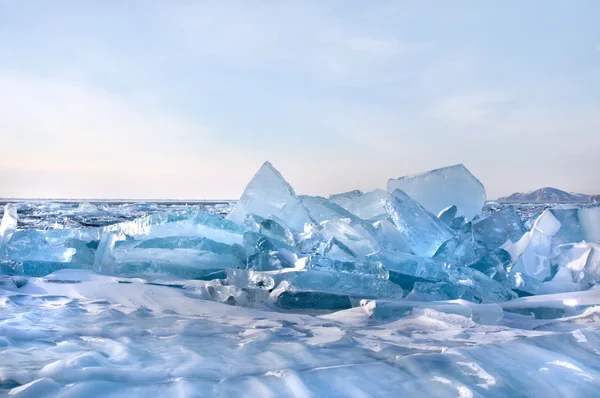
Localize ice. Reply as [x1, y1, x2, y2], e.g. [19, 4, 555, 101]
[373, 218, 413, 254]
[2, 269, 600, 396]
[109, 237, 247, 279]
[551, 242, 600, 289]
[331, 189, 388, 221]
[579, 206, 600, 244]
[437, 204, 457, 225]
[433, 235, 480, 265]
[4, 165, 600, 396]
[1, 259, 89, 276]
[245, 233, 296, 271]
[473, 206, 526, 250]
[466, 248, 512, 280]
[227, 161, 312, 230]
[244, 214, 295, 247]
[328, 189, 363, 208]
[384, 189, 454, 257]
[367, 250, 516, 302]
[76, 202, 100, 213]
[0, 204, 18, 246]
[270, 269, 404, 302]
[104, 209, 246, 245]
[505, 210, 561, 282]
[387, 164, 486, 221]
[366, 251, 447, 289]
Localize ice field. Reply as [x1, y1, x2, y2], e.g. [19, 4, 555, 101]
[1, 162, 600, 397]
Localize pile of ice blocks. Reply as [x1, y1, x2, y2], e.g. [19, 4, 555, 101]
[1, 162, 599, 310]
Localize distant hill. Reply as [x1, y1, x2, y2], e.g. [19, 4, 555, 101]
[498, 187, 598, 203]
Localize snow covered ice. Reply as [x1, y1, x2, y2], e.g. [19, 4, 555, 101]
[2, 163, 600, 397]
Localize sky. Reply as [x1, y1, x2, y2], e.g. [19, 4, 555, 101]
[0, 1, 599, 200]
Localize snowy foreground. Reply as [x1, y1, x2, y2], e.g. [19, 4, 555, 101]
[1, 162, 600, 397]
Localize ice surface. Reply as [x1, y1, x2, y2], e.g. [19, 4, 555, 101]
[3, 270, 599, 396]
[384, 189, 454, 257]
[227, 161, 312, 230]
[2, 163, 600, 396]
[387, 164, 486, 221]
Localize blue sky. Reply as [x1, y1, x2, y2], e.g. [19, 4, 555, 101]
[0, 1, 598, 199]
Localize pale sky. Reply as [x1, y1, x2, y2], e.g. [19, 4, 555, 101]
[0, 1, 598, 200]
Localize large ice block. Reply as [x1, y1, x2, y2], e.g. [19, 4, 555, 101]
[505, 210, 561, 282]
[384, 189, 454, 257]
[473, 206, 526, 250]
[387, 164, 486, 221]
[551, 242, 600, 289]
[244, 214, 296, 247]
[0, 259, 89, 277]
[333, 189, 388, 221]
[227, 161, 312, 231]
[306, 253, 389, 279]
[366, 251, 446, 290]
[437, 205, 457, 225]
[0, 204, 18, 246]
[466, 248, 512, 280]
[372, 219, 413, 254]
[300, 195, 388, 255]
[328, 189, 363, 209]
[270, 269, 404, 300]
[579, 206, 600, 244]
[109, 237, 247, 278]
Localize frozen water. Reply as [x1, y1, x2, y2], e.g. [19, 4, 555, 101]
[0, 204, 18, 247]
[227, 161, 312, 230]
[387, 164, 486, 221]
[3, 270, 599, 396]
[328, 189, 363, 208]
[2, 163, 600, 396]
[504, 210, 561, 281]
[473, 206, 526, 250]
[331, 189, 388, 221]
[437, 204, 457, 225]
[384, 189, 454, 257]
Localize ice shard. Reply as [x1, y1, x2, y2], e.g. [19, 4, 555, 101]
[227, 161, 312, 231]
[579, 206, 600, 244]
[366, 251, 446, 290]
[551, 242, 600, 289]
[270, 269, 404, 302]
[473, 206, 526, 250]
[407, 266, 517, 303]
[110, 237, 247, 278]
[387, 164, 486, 221]
[244, 214, 296, 247]
[437, 205, 457, 225]
[333, 189, 388, 221]
[372, 218, 413, 254]
[77, 202, 100, 213]
[0, 204, 18, 247]
[328, 189, 363, 209]
[466, 248, 512, 281]
[384, 189, 454, 257]
[505, 210, 561, 282]
[433, 235, 480, 266]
